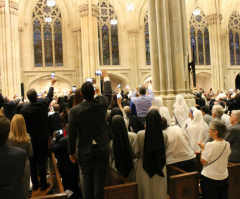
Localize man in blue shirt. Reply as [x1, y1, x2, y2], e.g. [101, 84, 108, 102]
[130, 86, 154, 125]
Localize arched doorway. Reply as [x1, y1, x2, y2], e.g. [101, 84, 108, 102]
[29, 76, 72, 96]
[108, 73, 127, 91]
[235, 74, 240, 89]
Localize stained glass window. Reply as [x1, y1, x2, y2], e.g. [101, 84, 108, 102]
[98, 0, 119, 65]
[229, 12, 240, 65]
[32, 0, 63, 67]
[190, 26, 197, 62]
[190, 8, 211, 65]
[204, 28, 211, 65]
[144, 14, 151, 65]
[229, 30, 235, 65]
[33, 20, 43, 67]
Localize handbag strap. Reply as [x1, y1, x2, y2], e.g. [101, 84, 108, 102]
[205, 143, 227, 168]
[173, 112, 181, 128]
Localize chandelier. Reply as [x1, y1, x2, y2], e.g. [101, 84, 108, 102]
[47, 0, 56, 7]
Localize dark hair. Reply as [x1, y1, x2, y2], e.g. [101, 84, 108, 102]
[81, 82, 95, 102]
[143, 109, 166, 178]
[73, 88, 84, 107]
[161, 117, 169, 130]
[210, 120, 227, 138]
[200, 105, 211, 115]
[27, 89, 37, 103]
[111, 115, 134, 177]
[0, 116, 10, 146]
[108, 107, 123, 127]
[109, 94, 118, 110]
[53, 104, 60, 112]
[0, 94, 4, 109]
[139, 86, 146, 95]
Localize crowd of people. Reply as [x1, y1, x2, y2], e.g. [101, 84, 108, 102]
[0, 72, 240, 199]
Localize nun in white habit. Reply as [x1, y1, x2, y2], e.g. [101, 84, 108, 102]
[186, 109, 209, 153]
[173, 94, 189, 128]
[152, 97, 172, 126]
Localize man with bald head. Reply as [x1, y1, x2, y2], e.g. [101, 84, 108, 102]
[226, 110, 240, 163]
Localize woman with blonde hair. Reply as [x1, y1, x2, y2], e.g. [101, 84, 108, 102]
[8, 114, 32, 198]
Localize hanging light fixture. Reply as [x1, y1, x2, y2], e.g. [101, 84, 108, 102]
[127, 3, 134, 12]
[45, 17, 52, 23]
[47, 0, 56, 7]
[110, 18, 118, 25]
[193, 9, 201, 16]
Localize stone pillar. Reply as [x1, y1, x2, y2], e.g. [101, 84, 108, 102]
[73, 27, 83, 87]
[128, 31, 139, 89]
[0, 0, 21, 98]
[78, 1, 99, 82]
[207, 1, 224, 90]
[149, 0, 194, 112]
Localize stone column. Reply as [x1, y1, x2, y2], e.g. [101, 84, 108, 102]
[207, 1, 224, 90]
[73, 27, 83, 87]
[149, 0, 193, 111]
[78, 1, 99, 82]
[0, 0, 21, 98]
[128, 31, 139, 89]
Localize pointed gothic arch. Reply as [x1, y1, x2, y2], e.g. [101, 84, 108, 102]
[190, 8, 211, 65]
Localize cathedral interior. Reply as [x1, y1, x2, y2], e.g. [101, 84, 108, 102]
[0, 0, 240, 98]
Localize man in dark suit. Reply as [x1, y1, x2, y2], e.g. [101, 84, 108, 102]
[20, 79, 55, 190]
[0, 116, 26, 199]
[226, 110, 240, 162]
[69, 73, 111, 199]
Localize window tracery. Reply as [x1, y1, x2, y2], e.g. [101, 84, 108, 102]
[98, 0, 119, 65]
[190, 9, 211, 65]
[144, 14, 151, 65]
[33, 0, 63, 67]
[229, 11, 240, 65]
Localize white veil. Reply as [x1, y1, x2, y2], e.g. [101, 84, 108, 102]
[186, 109, 209, 152]
[152, 97, 172, 125]
[173, 94, 189, 128]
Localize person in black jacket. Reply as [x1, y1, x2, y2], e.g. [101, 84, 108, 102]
[0, 116, 26, 199]
[69, 73, 111, 199]
[51, 132, 81, 198]
[20, 79, 56, 191]
[48, 104, 63, 137]
[226, 110, 240, 163]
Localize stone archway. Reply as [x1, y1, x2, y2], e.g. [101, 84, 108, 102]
[235, 74, 240, 90]
[28, 75, 72, 96]
[108, 73, 128, 91]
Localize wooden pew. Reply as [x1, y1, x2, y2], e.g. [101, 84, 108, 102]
[104, 168, 138, 199]
[167, 165, 199, 199]
[167, 162, 240, 199]
[31, 193, 67, 199]
[228, 163, 240, 199]
[104, 183, 138, 199]
[31, 153, 67, 199]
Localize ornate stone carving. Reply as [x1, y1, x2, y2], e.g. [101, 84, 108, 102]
[206, 14, 222, 25]
[79, 4, 88, 17]
[228, 11, 240, 32]
[79, 4, 98, 17]
[190, 8, 208, 31]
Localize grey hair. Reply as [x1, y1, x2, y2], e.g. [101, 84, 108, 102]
[231, 110, 240, 123]
[210, 119, 227, 138]
[212, 105, 224, 119]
